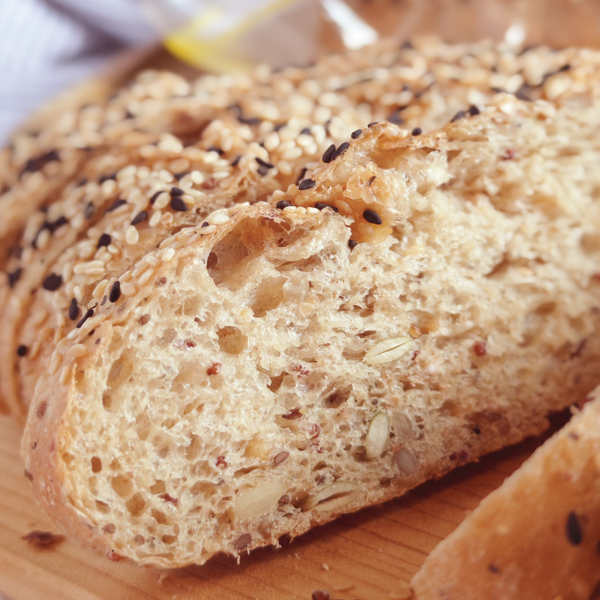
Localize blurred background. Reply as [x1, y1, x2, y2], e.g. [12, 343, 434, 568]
[2, 0, 600, 146]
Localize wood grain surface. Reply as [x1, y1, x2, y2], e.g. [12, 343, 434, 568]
[0, 413, 549, 600]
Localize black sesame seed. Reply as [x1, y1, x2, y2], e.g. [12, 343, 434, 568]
[109, 281, 121, 303]
[48, 216, 68, 233]
[351, 129, 362, 139]
[257, 165, 269, 176]
[295, 167, 307, 187]
[322, 144, 336, 163]
[314, 203, 339, 213]
[8, 268, 22, 288]
[42, 273, 62, 291]
[20, 149, 60, 177]
[231, 155, 242, 167]
[401, 40, 413, 49]
[273, 123, 286, 132]
[516, 84, 534, 101]
[69, 298, 80, 321]
[149, 191, 163, 204]
[99, 172, 117, 184]
[298, 179, 316, 191]
[84, 202, 95, 219]
[97, 233, 111, 248]
[472, 427, 481, 435]
[174, 171, 190, 181]
[468, 105, 480, 116]
[76, 307, 94, 329]
[17, 345, 28, 357]
[368, 121, 379, 128]
[300, 127, 311, 135]
[256, 157, 275, 169]
[363, 209, 383, 225]
[131, 211, 148, 226]
[105, 199, 127, 213]
[348, 239, 358, 250]
[488, 564, 500, 574]
[201, 222, 209, 228]
[331, 142, 350, 161]
[170, 187, 184, 196]
[566, 511, 583, 545]
[170, 196, 188, 212]
[76, 178, 87, 188]
[411, 127, 423, 136]
[101, 295, 107, 306]
[367, 175, 376, 186]
[242, 117, 261, 126]
[451, 110, 467, 123]
[207, 146, 224, 155]
[276, 200, 292, 210]
[387, 111, 403, 125]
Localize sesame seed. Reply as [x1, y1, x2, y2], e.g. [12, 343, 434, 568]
[367, 175, 376, 186]
[451, 110, 466, 123]
[17, 345, 28, 357]
[162, 248, 176, 262]
[411, 127, 423, 136]
[209, 213, 231, 225]
[67, 344, 88, 358]
[296, 167, 308, 186]
[131, 211, 148, 226]
[468, 105, 480, 116]
[76, 307, 94, 329]
[8, 268, 22, 288]
[97, 233, 111, 248]
[363, 209, 383, 225]
[255, 157, 274, 169]
[257, 165, 269, 176]
[105, 199, 127, 213]
[566, 511, 583, 545]
[109, 281, 121, 303]
[43, 273, 63, 291]
[348, 239, 358, 249]
[99, 172, 117, 184]
[149, 191, 163, 204]
[387, 111, 403, 125]
[314, 202, 339, 213]
[84, 202, 95, 219]
[170, 196, 188, 212]
[298, 179, 316, 190]
[351, 129, 362, 139]
[149, 211, 162, 227]
[322, 144, 336, 163]
[120, 281, 137, 296]
[276, 200, 291, 210]
[170, 187, 184, 196]
[69, 298, 80, 321]
[174, 171, 190, 181]
[231, 155, 242, 167]
[331, 142, 350, 161]
[154, 193, 170, 210]
[126, 226, 140, 245]
[368, 121, 378, 128]
[207, 146, 224, 155]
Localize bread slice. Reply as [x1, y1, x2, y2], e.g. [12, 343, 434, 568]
[22, 96, 600, 567]
[5, 39, 600, 417]
[411, 387, 600, 600]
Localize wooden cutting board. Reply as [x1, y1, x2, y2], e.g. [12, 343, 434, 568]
[0, 413, 548, 600]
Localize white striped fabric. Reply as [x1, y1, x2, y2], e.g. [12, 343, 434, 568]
[0, 0, 157, 146]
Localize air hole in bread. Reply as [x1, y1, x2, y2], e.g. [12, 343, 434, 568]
[217, 326, 247, 355]
[162, 534, 178, 545]
[126, 493, 146, 516]
[91, 456, 102, 473]
[186, 436, 201, 461]
[150, 480, 166, 495]
[323, 385, 352, 408]
[111, 474, 134, 498]
[172, 361, 208, 395]
[249, 277, 285, 317]
[268, 373, 285, 393]
[151, 509, 169, 525]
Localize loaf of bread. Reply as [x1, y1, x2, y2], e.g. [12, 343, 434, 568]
[411, 388, 600, 600]
[3, 38, 598, 419]
[19, 89, 600, 566]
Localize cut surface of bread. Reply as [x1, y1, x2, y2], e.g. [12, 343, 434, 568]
[411, 387, 600, 600]
[22, 97, 600, 567]
[5, 37, 600, 417]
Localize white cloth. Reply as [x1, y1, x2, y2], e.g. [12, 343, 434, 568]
[0, 0, 158, 145]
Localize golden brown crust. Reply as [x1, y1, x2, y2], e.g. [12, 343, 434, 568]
[411, 389, 600, 600]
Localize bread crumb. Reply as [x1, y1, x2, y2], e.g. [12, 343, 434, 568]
[322, 563, 330, 570]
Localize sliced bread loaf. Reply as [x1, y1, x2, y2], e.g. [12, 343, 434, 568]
[22, 97, 600, 567]
[411, 387, 600, 600]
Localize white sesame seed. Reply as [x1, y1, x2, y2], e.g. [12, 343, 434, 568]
[283, 147, 303, 161]
[264, 132, 281, 152]
[209, 212, 230, 225]
[29, 341, 41, 360]
[158, 169, 174, 183]
[138, 269, 154, 286]
[203, 152, 219, 164]
[200, 225, 217, 235]
[161, 212, 174, 226]
[101, 179, 117, 196]
[60, 365, 71, 384]
[120, 281, 137, 296]
[73, 285, 84, 302]
[74, 260, 104, 275]
[296, 207, 307, 214]
[212, 171, 230, 180]
[119, 270, 132, 283]
[146, 255, 160, 267]
[126, 225, 140, 245]
[36, 228, 51, 251]
[118, 165, 137, 180]
[32, 309, 49, 326]
[184, 188, 205, 199]
[190, 170, 205, 184]
[149, 210, 162, 227]
[67, 344, 88, 358]
[306, 207, 321, 214]
[283, 205, 296, 213]
[67, 329, 80, 341]
[93, 280, 109, 299]
[277, 161, 292, 175]
[162, 248, 176, 262]
[49, 353, 62, 375]
[107, 244, 120, 255]
[153, 192, 170, 210]
[136, 166, 151, 180]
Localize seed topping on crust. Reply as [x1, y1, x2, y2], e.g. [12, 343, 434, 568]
[363, 209, 382, 225]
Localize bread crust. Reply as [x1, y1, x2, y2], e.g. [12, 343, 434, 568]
[411, 389, 600, 600]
